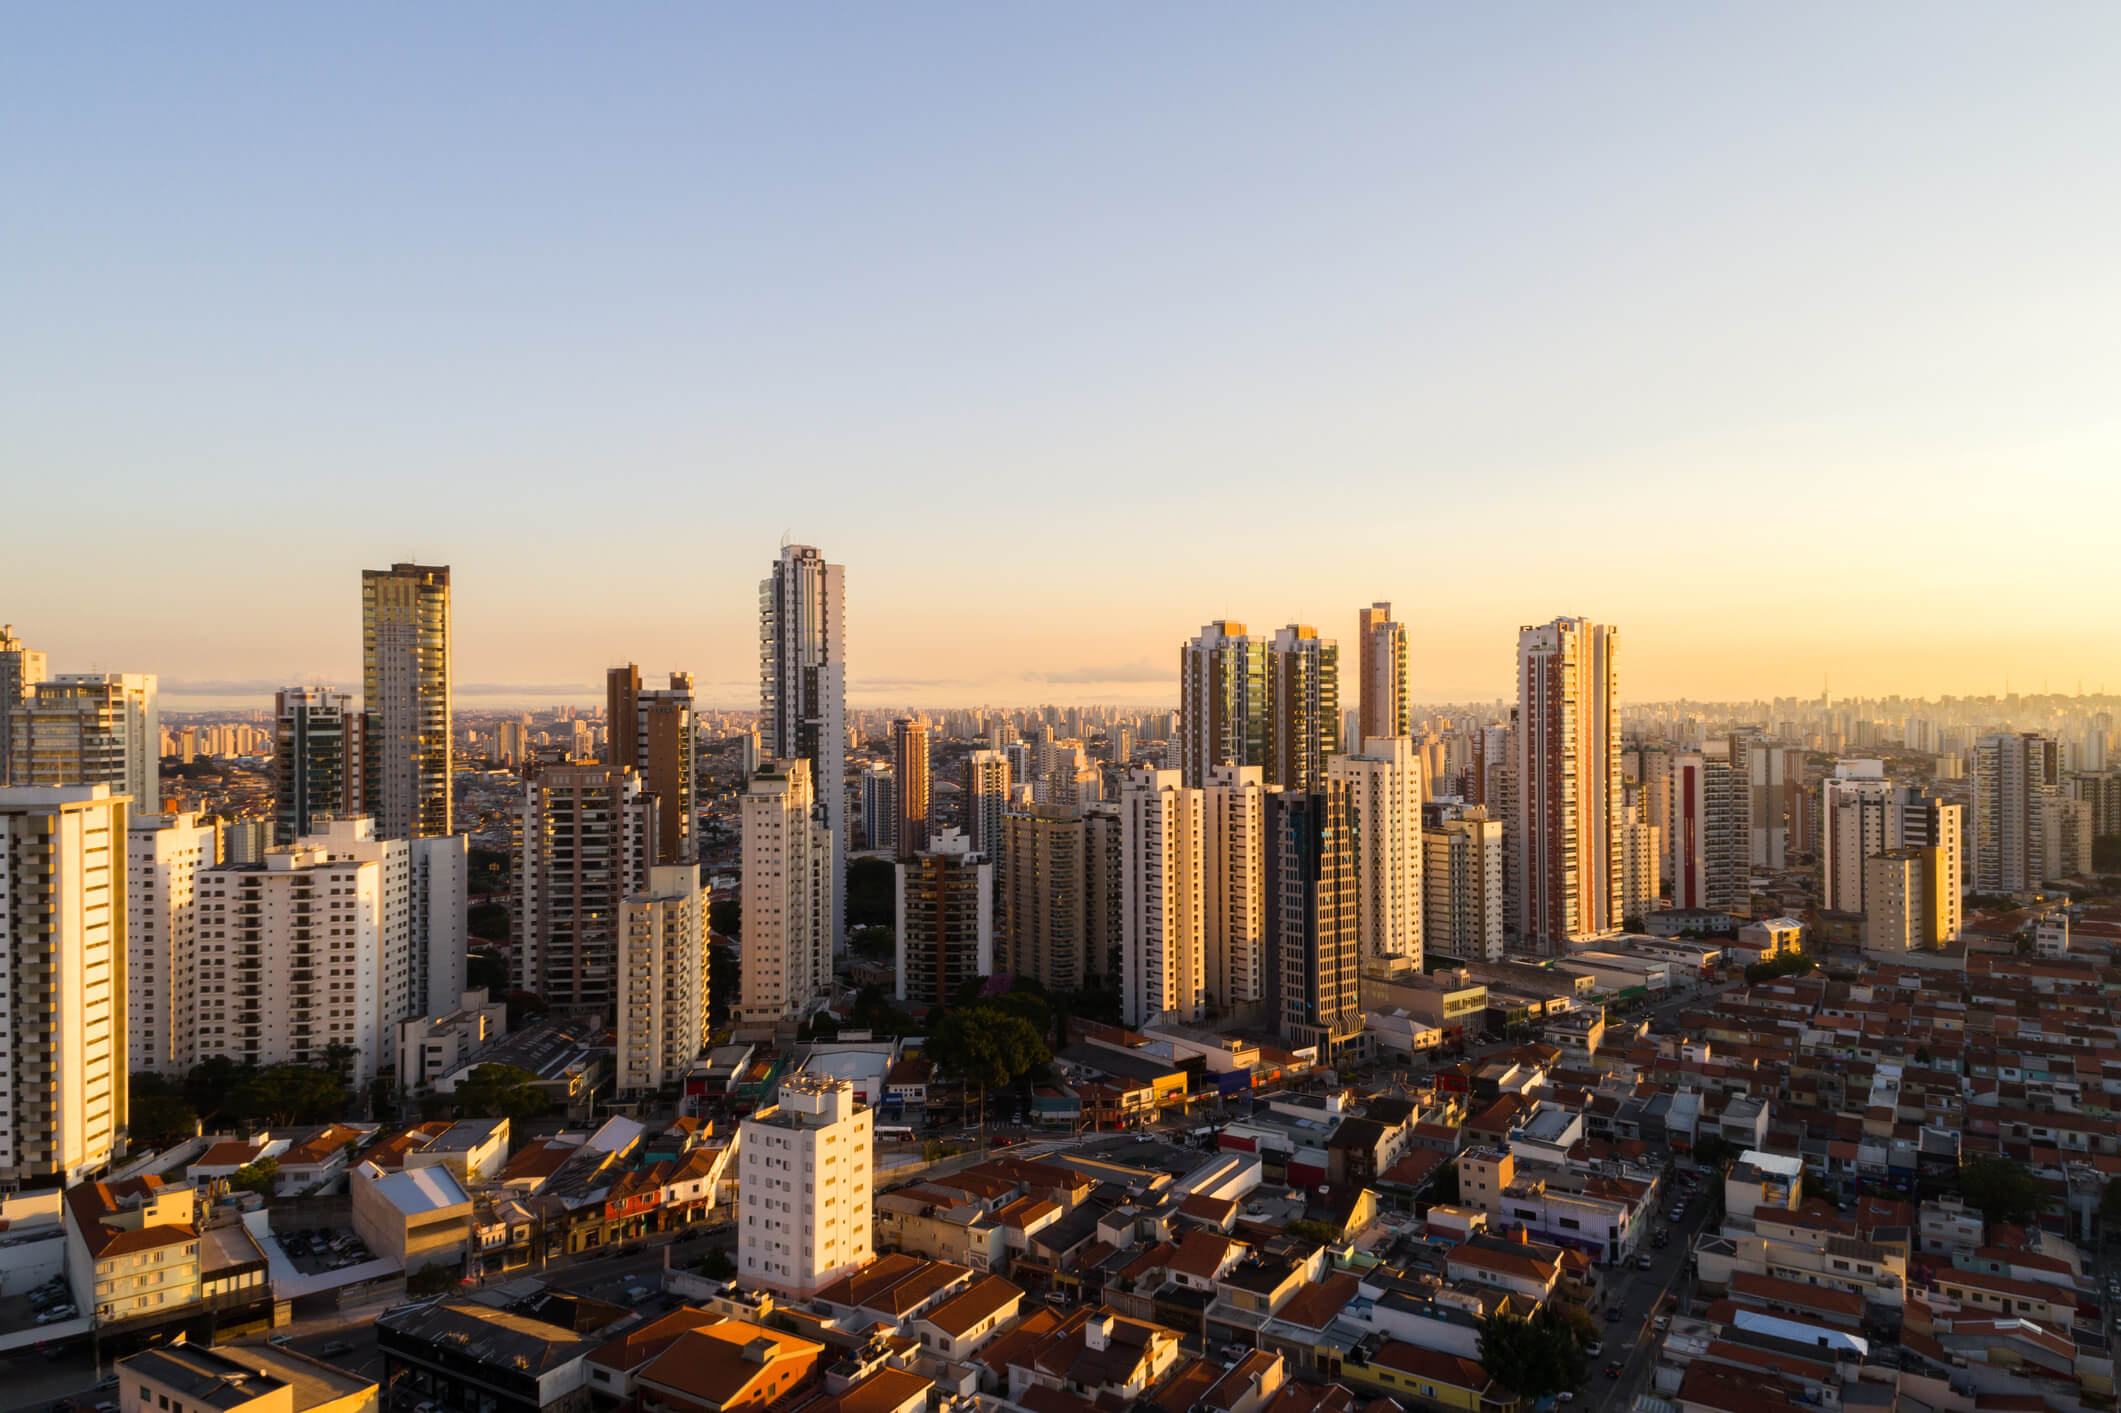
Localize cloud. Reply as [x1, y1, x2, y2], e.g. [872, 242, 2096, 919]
[1036, 661, 1168, 685]
[164, 677, 332, 696]
[457, 682, 596, 696]
[853, 676, 964, 691]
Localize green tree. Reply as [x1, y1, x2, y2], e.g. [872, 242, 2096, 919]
[924, 1007, 1050, 1150]
[709, 897, 740, 938]
[1476, 1306, 1588, 1397]
[1285, 1218, 1343, 1245]
[185, 1056, 250, 1122]
[708, 943, 740, 1029]
[229, 1156, 279, 1196]
[451, 1063, 550, 1123]
[129, 1074, 199, 1148]
[1956, 1156, 2050, 1227]
[231, 1064, 350, 1126]
[1426, 1160, 1462, 1206]
[700, 1247, 736, 1279]
[846, 857, 894, 928]
[1692, 1135, 1740, 1174]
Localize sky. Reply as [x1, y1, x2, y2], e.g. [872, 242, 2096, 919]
[8, 5, 2121, 710]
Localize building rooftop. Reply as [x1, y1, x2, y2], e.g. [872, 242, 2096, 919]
[121, 1343, 373, 1413]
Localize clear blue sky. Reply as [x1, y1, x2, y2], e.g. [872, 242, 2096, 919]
[9, 5, 2121, 708]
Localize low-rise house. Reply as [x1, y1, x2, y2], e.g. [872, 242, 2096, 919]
[1340, 1336, 1516, 1413]
[64, 1177, 201, 1328]
[635, 1319, 824, 1413]
[272, 1124, 368, 1195]
[378, 1294, 625, 1413]
[912, 1273, 1025, 1361]
[1005, 1306, 1184, 1403]
[585, 1308, 726, 1403]
[406, 1117, 511, 1184]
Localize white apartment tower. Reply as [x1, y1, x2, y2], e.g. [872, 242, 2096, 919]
[1515, 618, 1620, 949]
[737, 1073, 873, 1299]
[127, 811, 217, 1077]
[361, 563, 452, 839]
[738, 758, 832, 1028]
[0, 786, 129, 1185]
[1671, 746, 1746, 914]
[196, 844, 385, 1077]
[1423, 805, 1504, 962]
[305, 815, 468, 1027]
[1821, 763, 1893, 913]
[10, 673, 160, 814]
[1203, 764, 1272, 1010]
[760, 545, 847, 949]
[1619, 800, 1662, 927]
[513, 767, 654, 1014]
[1119, 767, 1205, 1027]
[616, 864, 710, 1094]
[0, 626, 48, 788]
[1974, 732, 2063, 893]
[1329, 737, 1425, 966]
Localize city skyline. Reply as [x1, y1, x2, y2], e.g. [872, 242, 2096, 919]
[12, 7, 2121, 707]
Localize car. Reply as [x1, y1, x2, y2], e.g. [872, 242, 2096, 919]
[1584, 1341, 1603, 1357]
[267, 1333, 294, 1347]
[1654, 1317, 1671, 1332]
[320, 1341, 355, 1357]
[1604, 1363, 1624, 1379]
[95, 1377, 119, 1391]
[1637, 1255, 1654, 1269]
[674, 1228, 703, 1244]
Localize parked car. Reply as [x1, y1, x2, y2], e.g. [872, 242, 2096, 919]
[1604, 1363, 1624, 1379]
[320, 1341, 355, 1358]
[1636, 1255, 1654, 1269]
[267, 1333, 294, 1347]
[1584, 1342, 1603, 1357]
[1654, 1316, 1671, 1332]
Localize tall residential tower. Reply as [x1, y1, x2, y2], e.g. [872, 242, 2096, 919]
[361, 563, 452, 839]
[761, 545, 846, 947]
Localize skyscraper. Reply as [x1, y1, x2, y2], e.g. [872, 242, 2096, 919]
[1863, 848, 1952, 955]
[1973, 732, 2063, 892]
[1745, 742, 1800, 870]
[1671, 745, 1745, 914]
[1179, 621, 1267, 789]
[1329, 736, 1424, 966]
[1001, 805, 1089, 993]
[1514, 618, 1621, 949]
[1267, 625, 1340, 794]
[273, 687, 365, 845]
[895, 829, 992, 1008]
[616, 864, 710, 1094]
[606, 666, 697, 865]
[10, 673, 160, 814]
[0, 625, 47, 788]
[1423, 803, 1505, 962]
[127, 811, 216, 1077]
[891, 717, 930, 859]
[0, 785, 128, 1186]
[761, 544, 846, 947]
[361, 563, 452, 839]
[859, 764, 896, 853]
[1618, 797, 1661, 927]
[1119, 767, 1205, 1027]
[1203, 764, 1272, 1011]
[737, 758, 832, 1029]
[963, 749, 1010, 856]
[512, 766, 655, 1013]
[1821, 762, 1893, 913]
[1266, 777, 1361, 1060]
[1356, 603, 1409, 743]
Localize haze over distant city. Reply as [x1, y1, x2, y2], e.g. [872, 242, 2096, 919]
[13, 6, 2121, 706]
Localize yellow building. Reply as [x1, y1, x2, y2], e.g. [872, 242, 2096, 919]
[1343, 1338, 1515, 1413]
[119, 1339, 377, 1413]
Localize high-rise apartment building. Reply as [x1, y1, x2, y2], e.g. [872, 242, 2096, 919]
[1898, 786, 1964, 943]
[963, 750, 1010, 856]
[1119, 768, 1205, 1027]
[859, 764, 896, 854]
[1973, 732, 2063, 892]
[1619, 799, 1662, 926]
[737, 758, 832, 1029]
[891, 718, 930, 859]
[1423, 803, 1504, 962]
[1515, 618, 1620, 949]
[1266, 779, 1361, 1060]
[895, 829, 992, 1008]
[760, 544, 846, 948]
[1178, 622, 1266, 790]
[2069, 769, 2121, 839]
[1745, 742, 1801, 870]
[616, 864, 710, 1094]
[2040, 792, 2094, 881]
[1821, 763, 1893, 914]
[512, 766, 655, 1014]
[1329, 737, 1424, 966]
[273, 688, 365, 845]
[1863, 848, 1951, 955]
[0, 785, 128, 1185]
[606, 666, 697, 865]
[1672, 746, 1745, 914]
[0, 625, 47, 788]
[737, 1074, 872, 1299]
[361, 563, 452, 840]
[1356, 604, 1409, 743]
[1267, 625, 1340, 795]
[127, 811, 216, 1077]
[10, 673, 160, 814]
[1203, 764, 1272, 1011]
[1002, 805, 1088, 993]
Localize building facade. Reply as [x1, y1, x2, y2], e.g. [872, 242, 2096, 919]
[1203, 763, 1272, 1011]
[964, 749, 1010, 857]
[272, 687, 365, 846]
[1330, 736, 1424, 966]
[361, 563, 452, 840]
[1423, 804, 1504, 963]
[10, 673, 160, 815]
[1120, 767, 1205, 1027]
[737, 1074, 872, 1299]
[760, 544, 846, 948]
[606, 665, 698, 865]
[1267, 780, 1362, 1058]
[737, 758, 832, 1029]
[126, 811, 216, 1077]
[1515, 618, 1620, 949]
[1356, 602, 1409, 743]
[616, 863, 710, 1093]
[892, 717, 930, 859]
[1671, 746, 1745, 914]
[0, 625, 48, 788]
[512, 766, 655, 1014]
[895, 829, 992, 1008]
[1974, 731, 2063, 893]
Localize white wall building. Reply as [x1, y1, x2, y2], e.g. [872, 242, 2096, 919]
[127, 811, 217, 1077]
[1424, 805, 1505, 962]
[737, 1073, 872, 1299]
[760, 545, 846, 949]
[617, 864, 710, 1093]
[1203, 763, 1272, 1009]
[1330, 736, 1424, 966]
[0, 785, 129, 1185]
[738, 758, 832, 1028]
[1120, 767, 1205, 1027]
[9, 673, 159, 814]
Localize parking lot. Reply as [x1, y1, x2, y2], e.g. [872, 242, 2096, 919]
[272, 1227, 375, 1275]
[6, 1273, 81, 1330]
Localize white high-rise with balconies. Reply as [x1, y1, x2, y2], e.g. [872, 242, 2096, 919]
[127, 811, 218, 1077]
[964, 749, 1010, 856]
[0, 626, 48, 788]
[738, 1073, 872, 1299]
[1514, 618, 1620, 950]
[1974, 732, 2064, 893]
[1330, 737, 1425, 967]
[761, 545, 846, 949]
[1119, 767, 1205, 1027]
[738, 758, 832, 1029]
[9, 673, 159, 814]
[616, 864, 709, 1094]
[0, 785, 129, 1185]
[1203, 764, 1272, 1010]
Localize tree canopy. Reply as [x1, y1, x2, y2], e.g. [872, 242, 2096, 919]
[230, 1064, 351, 1126]
[451, 1063, 550, 1123]
[1476, 1306, 1589, 1397]
[129, 1073, 199, 1147]
[229, 1156, 279, 1196]
[846, 857, 894, 929]
[925, 1006, 1050, 1093]
[1956, 1156, 2049, 1227]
